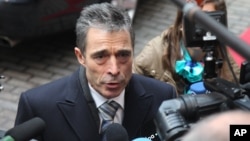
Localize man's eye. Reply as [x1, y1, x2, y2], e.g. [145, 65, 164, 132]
[95, 55, 105, 59]
[121, 52, 130, 57]
[117, 52, 131, 63]
[93, 54, 108, 64]
[118, 52, 131, 57]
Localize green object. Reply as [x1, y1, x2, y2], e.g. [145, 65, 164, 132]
[0, 135, 15, 141]
[175, 41, 204, 83]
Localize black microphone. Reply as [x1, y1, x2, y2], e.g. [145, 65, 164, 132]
[2, 117, 46, 141]
[170, 0, 250, 61]
[102, 123, 129, 141]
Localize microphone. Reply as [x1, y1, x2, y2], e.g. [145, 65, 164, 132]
[170, 0, 250, 61]
[102, 123, 129, 141]
[1, 117, 46, 141]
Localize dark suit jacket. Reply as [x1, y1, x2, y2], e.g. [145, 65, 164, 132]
[15, 67, 176, 141]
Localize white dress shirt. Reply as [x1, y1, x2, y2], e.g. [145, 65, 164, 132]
[88, 83, 125, 128]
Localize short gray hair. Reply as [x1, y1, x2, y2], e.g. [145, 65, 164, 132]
[75, 2, 134, 53]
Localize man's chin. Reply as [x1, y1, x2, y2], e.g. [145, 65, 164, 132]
[102, 90, 122, 99]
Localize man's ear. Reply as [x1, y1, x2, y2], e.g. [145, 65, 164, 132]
[74, 47, 85, 66]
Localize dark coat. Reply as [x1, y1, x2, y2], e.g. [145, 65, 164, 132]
[15, 67, 176, 141]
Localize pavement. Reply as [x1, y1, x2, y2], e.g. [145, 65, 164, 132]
[0, 0, 250, 132]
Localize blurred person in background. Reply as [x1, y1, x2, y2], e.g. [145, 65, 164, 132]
[181, 110, 250, 141]
[133, 0, 240, 95]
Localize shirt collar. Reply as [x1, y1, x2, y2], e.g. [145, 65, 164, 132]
[88, 83, 125, 109]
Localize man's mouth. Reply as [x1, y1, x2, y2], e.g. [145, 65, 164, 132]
[106, 82, 120, 89]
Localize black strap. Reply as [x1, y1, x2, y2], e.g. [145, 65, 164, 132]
[79, 66, 100, 130]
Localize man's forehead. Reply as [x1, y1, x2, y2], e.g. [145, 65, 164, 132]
[85, 28, 132, 46]
[89, 46, 132, 54]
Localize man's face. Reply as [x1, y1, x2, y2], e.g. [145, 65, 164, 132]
[201, 2, 216, 12]
[75, 28, 133, 99]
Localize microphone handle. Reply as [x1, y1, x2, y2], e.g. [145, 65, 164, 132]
[5, 117, 45, 141]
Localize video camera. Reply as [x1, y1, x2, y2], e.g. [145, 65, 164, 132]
[183, 10, 227, 48]
[154, 3, 250, 141]
[154, 59, 250, 141]
[183, 10, 228, 79]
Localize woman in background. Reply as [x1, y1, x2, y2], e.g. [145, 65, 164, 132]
[133, 0, 240, 95]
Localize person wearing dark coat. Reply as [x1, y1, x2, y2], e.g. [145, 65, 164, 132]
[15, 3, 177, 141]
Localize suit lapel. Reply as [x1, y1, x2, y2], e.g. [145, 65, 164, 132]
[56, 69, 154, 140]
[123, 75, 153, 138]
[57, 67, 101, 140]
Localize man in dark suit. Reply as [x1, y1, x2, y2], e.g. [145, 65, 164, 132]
[15, 3, 177, 141]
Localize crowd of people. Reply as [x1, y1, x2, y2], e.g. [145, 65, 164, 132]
[12, 0, 250, 141]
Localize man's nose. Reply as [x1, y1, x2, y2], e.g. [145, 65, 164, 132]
[108, 56, 119, 75]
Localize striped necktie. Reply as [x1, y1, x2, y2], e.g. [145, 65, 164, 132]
[98, 100, 120, 133]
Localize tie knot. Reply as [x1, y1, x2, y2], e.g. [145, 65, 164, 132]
[99, 100, 120, 133]
[99, 100, 120, 121]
